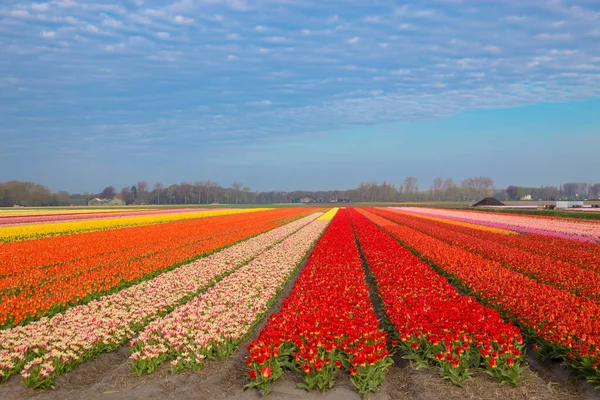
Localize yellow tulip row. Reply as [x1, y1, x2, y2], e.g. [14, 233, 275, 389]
[0, 208, 271, 242]
[317, 207, 340, 220]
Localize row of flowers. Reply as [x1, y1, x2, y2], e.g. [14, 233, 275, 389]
[317, 207, 340, 220]
[0, 208, 215, 226]
[350, 209, 526, 386]
[245, 209, 391, 396]
[0, 212, 323, 388]
[383, 208, 600, 271]
[392, 207, 600, 243]
[128, 216, 331, 379]
[0, 208, 311, 327]
[0, 208, 137, 217]
[376, 208, 600, 301]
[364, 208, 600, 386]
[0, 208, 262, 242]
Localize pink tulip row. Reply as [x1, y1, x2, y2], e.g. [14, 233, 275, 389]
[129, 218, 330, 376]
[0, 208, 217, 226]
[0, 212, 321, 388]
[391, 207, 600, 243]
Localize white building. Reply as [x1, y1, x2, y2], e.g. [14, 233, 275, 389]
[556, 201, 584, 209]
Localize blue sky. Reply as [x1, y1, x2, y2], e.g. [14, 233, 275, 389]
[1, 0, 599, 192]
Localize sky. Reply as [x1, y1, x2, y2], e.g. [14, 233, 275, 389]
[1, 0, 599, 193]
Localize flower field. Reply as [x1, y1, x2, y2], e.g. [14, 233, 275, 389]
[0, 205, 599, 399]
[363, 207, 600, 386]
[0, 208, 259, 242]
[0, 208, 309, 327]
[392, 207, 600, 243]
[349, 209, 526, 386]
[245, 209, 390, 396]
[0, 208, 219, 226]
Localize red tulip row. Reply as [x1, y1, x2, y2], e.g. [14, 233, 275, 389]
[245, 209, 391, 396]
[359, 208, 600, 386]
[382, 208, 600, 272]
[372, 208, 600, 302]
[349, 209, 526, 386]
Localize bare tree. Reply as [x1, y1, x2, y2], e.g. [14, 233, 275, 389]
[99, 186, 116, 199]
[430, 177, 443, 201]
[231, 182, 242, 204]
[136, 181, 148, 204]
[153, 182, 164, 204]
[404, 176, 419, 201]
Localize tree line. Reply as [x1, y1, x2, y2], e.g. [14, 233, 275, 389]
[1, 177, 599, 207]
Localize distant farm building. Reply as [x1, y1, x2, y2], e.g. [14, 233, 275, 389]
[520, 194, 532, 201]
[88, 198, 125, 206]
[298, 196, 314, 203]
[471, 197, 505, 207]
[555, 201, 584, 209]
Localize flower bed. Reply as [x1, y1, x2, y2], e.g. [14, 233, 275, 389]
[0, 208, 311, 327]
[0, 212, 321, 388]
[0, 208, 262, 242]
[361, 208, 600, 386]
[392, 207, 600, 243]
[383, 208, 600, 271]
[373, 208, 600, 301]
[245, 209, 390, 396]
[350, 209, 525, 386]
[129, 217, 330, 378]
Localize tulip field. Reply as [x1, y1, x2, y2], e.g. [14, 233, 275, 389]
[0, 206, 599, 399]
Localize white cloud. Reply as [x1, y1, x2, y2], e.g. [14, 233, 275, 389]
[538, 33, 573, 40]
[589, 29, 600, 37]
[227, 33, 240, 40]
[102, 16, 122, 28]
[86, 24, 100, 33]
[259, 100, 271, 105]
[484, 46, 501, 54]
[549, 49, 576, 55]
[266, 36, 286, 43]
[104, 43, 125, 51]
[347, 36, 359, 44]
[156, 32, 170, 39]
[301, 29, 311, 36]
[10, 9, 31, 17]
[173, 15, 193, 24]
[41, 31, 56, 38]
[365, 16, 381, 23]
[258, 47, 270, 53]
[391, 69, 411, 75]
[395, 5, 408, 16]
[380, 43, 389, 48]
[398, 24, 413, 30]
[32, 3, 50, 11]
[327, 14, 339, 24]
[414, 10, 435, 18]
[255, 25, 267, 32]
[227, 54, 238, 60]
[55, 0, 77, 7]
